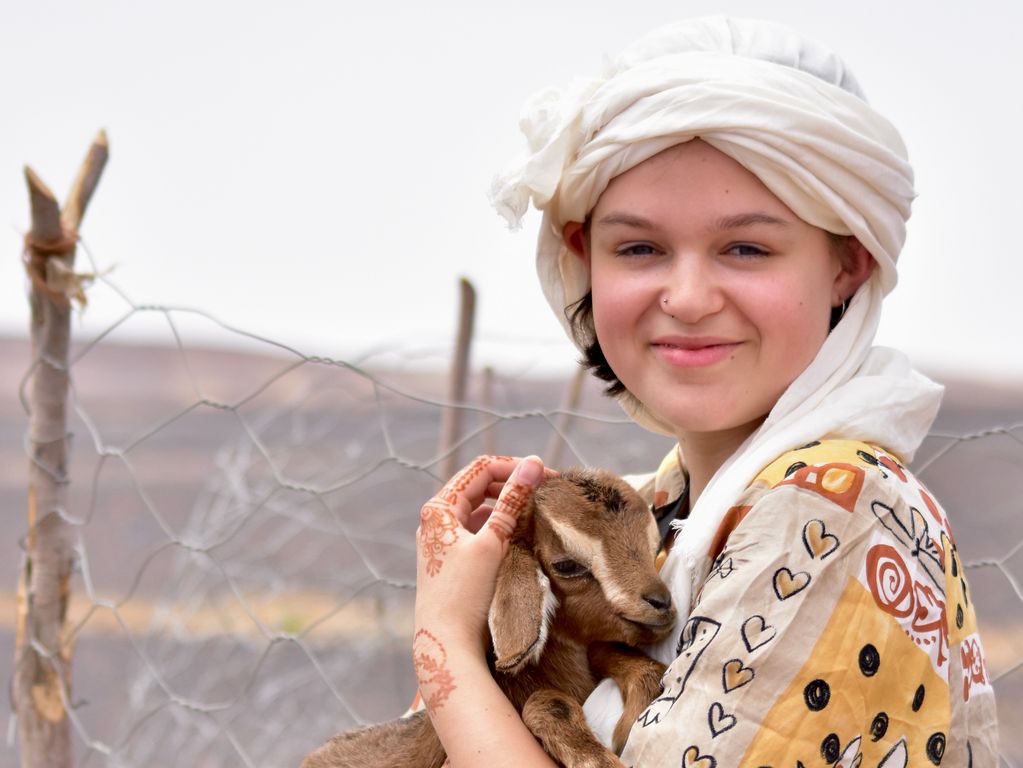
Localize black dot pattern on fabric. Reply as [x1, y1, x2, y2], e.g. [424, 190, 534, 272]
[857, 450, 879, 466]
[821, 733, 841, 763]
[927, 732, 946, 764]
[870, 712, 889, 741]
[956, 604, 965, 629]
[858, 644, 880, 676]
[803, 679, 830, 711]
[913, 684, 926, 712]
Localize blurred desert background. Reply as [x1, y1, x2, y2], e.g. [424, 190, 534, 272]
[1, 329, 1021, 766]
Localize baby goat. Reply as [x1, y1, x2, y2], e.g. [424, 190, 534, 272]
[303, 468, 676, 768]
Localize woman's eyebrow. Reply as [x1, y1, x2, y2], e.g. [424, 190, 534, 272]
[713, 212, 792, 230]
[593, 211, 793, 231]
[593, 212, 656, 229]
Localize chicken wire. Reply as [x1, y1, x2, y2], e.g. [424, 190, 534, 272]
[4, 253, 1021, 767]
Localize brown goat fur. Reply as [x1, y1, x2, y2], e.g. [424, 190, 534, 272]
[302, 468, 676, 768]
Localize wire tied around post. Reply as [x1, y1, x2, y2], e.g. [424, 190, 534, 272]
[22, 229, 97, 309]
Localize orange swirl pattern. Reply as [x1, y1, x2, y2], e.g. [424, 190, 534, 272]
[865, 544, 914, 619]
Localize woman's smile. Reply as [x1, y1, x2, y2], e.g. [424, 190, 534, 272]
[650, 337, 743, 368]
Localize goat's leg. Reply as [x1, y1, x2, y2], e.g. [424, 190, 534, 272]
[588, 642, 667, 755]
[521, 688, 625, 768]
[301, 709, 446, 768]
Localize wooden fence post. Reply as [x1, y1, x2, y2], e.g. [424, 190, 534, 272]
[480, 365, 496, 457]
[13, 131, 108, 768]
[438, 277, 476, 480]
[545, 363, 586, 468]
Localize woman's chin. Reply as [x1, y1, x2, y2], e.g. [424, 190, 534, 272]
[638, 396, 769, 440]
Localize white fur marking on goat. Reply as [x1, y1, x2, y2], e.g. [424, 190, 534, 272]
[546, 516, 630, 608]
[531, 568, 558, 666]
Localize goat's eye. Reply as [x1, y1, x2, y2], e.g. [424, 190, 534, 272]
[551, 559, 589, 578]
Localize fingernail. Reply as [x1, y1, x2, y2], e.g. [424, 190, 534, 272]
[517, 456, 543, 486]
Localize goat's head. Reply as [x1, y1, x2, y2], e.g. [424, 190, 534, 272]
[489, 468, 676, 675]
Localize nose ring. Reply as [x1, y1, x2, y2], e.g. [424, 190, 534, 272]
[662, 296, 675, 319]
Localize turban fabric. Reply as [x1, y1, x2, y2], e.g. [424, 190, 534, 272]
[490, 16, 931, 444]
[492, 16, 913, 299]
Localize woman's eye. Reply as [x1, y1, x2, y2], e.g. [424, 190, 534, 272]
[551, 559, 589, 578]
[615, 243, 659, 258]
[725, 243, 769, 258]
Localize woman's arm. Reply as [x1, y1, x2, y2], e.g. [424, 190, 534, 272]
[413, 455, 558, 768]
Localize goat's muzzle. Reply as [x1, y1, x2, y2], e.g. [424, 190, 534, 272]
[619, 589, 676, 643]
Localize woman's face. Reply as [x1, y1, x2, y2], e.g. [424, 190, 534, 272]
[572, 140, 864, 440]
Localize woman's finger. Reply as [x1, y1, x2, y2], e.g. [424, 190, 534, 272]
[484, 456, 544, 542]
[436, 456, 520, 520]
[419, 456, 521, 577]
[483, 466, 560, 504]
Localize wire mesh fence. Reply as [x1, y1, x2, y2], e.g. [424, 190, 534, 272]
[4, 245, 1022, 767]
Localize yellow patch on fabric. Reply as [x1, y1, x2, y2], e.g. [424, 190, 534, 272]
[821, 466, 856, 494]
[723, 659, 755, 691]
[776, 463, 865, 514]
[754, 439, 877, 489]
[803, 519, 839, 559]
[774, 568, 811, 599]
[741, 578, 950, 767]
[942, 531, 978, 645]
[655, 548, 668, 572]
[681, 745, 716, 767]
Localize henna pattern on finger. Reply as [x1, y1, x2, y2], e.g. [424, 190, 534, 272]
[440, 455, 515, 504]
[489, 482, 532, 542]
[413, 629, 457, 712]
[419, 501, 460, 577]
[421, 457, 524, 572]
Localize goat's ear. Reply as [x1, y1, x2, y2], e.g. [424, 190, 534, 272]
[489, 542, 556, 675]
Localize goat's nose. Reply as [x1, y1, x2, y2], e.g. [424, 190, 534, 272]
[643, 590, 672, 613]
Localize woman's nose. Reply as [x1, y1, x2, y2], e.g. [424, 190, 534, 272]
[660, 256, 725, 322]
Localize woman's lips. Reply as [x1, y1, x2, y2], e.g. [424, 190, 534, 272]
[652, 338, 742, 367]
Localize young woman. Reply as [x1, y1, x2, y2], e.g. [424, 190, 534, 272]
[412, 17, 999, 767]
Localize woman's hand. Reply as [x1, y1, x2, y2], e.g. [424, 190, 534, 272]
[413, 455, 546, 707]
[410, 455, 561, 767]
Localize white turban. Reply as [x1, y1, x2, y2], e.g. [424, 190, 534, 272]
[491, 16, 931, 443]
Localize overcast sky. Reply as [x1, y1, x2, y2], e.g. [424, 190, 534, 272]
[3, 0, 1021, 381]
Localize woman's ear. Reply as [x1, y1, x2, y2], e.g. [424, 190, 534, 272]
[562, 221, 589, 262]
[833, 237, 876, 305]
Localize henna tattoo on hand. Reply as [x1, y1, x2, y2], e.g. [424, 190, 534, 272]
[413, 628, 457, 713]
[419, 501, 460, 577]
[488, 481, 532, 542]
[439, 455, 515, 505]
[421, 456, 519, 572]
